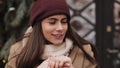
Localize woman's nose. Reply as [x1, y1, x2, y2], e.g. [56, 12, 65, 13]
[56, 23, 63, 31]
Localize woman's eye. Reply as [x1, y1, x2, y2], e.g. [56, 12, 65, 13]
[61, 19, 67, 23]
[47, 18, 57, 24]
[49, 20, 56, 24]
[49, 22, 55, 24]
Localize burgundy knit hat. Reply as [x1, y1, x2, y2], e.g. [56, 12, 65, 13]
[30, 0, 70, 26]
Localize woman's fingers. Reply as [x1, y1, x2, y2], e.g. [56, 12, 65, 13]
[64, 62, 71, 67]
[37, 56, 72, 68]
[47, 56, 72, 68]
[63, 67, 69, 68]
[54, 60, 60, 68]
[49, 61, 55, 68]
[58, 60, 64, 68]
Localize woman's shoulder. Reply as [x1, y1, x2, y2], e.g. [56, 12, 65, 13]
[10, 26, 32, 54]
[72, 44, 94, 58]
[10, 26, 32, 52]
[70, 44, 97, 68]
[9, 40, 23, 57]
[69, 44, 93, 59]
[74, 44, 92, 51]
[82, 44, 94, 57]
[11, 41, 23, 50]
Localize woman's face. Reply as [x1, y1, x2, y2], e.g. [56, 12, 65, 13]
[41, 14, 68, 45]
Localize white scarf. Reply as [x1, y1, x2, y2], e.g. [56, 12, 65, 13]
[41, 38, 73, 59]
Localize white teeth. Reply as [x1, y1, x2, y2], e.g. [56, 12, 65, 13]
[53, 34, 63, 39]
[55, 35, 62, 37]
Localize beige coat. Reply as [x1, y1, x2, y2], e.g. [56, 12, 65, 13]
[5, 27, 97, 68]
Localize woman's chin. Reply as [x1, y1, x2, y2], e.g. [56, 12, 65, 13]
[52, 40, 63, 45]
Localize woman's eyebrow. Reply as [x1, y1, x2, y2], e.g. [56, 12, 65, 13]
[48, 17, 67, 21]
[48, 18, 58, 20]
[62, 18, 67, 20]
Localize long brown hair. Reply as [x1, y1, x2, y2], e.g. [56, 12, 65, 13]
[16, 22, 45, 68]
[16, 19, 98, 68]
[66, 22, 98, 64]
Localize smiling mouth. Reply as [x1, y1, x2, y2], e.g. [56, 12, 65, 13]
[52, 34, 64, 39]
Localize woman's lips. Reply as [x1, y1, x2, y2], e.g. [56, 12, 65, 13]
[52, 34, 64, 39]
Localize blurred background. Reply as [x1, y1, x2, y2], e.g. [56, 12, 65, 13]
[0, 0, 120, 68]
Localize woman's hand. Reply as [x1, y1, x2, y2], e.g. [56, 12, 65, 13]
[37, 56, 73, 68]
[48, 56, 73, 68]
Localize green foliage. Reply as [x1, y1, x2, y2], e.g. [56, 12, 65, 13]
[0, 0, 33, 62]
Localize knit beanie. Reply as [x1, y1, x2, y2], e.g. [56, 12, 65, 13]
[30, 0, 70, 26]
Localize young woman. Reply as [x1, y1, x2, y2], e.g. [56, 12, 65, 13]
[5, 0, 98, 68]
